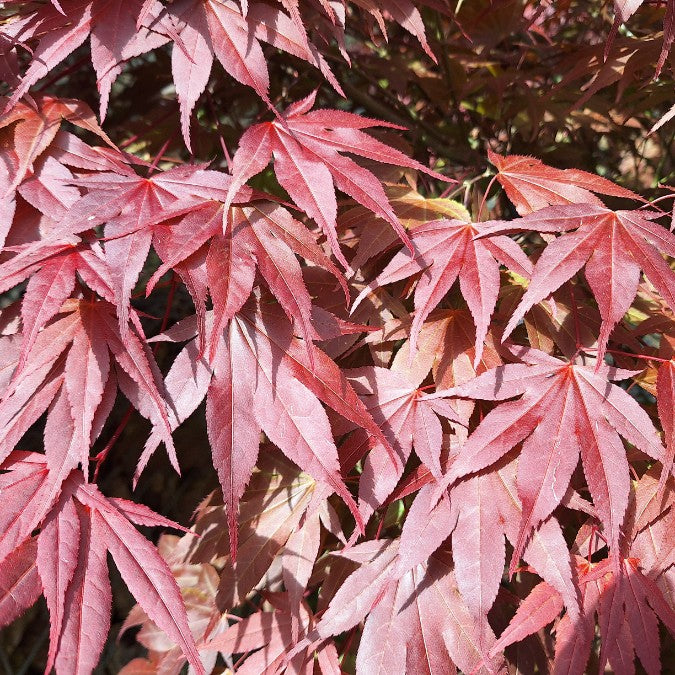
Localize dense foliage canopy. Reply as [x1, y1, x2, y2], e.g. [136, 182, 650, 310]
[0, 1, 674, 673]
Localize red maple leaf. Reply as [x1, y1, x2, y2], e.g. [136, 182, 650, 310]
[431, 347, 665, 569]
[552, 470, 675, 674]
[5, 1, 170, 116]
[480, 204, 675, 361]
[145, 198, 346, 357]
[351, 217, 533, 365]
[0, 451, 202, 674]
[160, 0, 342, 149]
[395, 456, 579, 628]
[0, 298, 174, 478]
[487, 150, 642, 216]
[142, 296, 393, 559]
[0, 95, 124, 247]
[223, 90, 450, 268]
[336, 366, 463, 526]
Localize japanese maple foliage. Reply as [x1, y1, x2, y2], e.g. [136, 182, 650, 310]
[0, 1, 674, 674]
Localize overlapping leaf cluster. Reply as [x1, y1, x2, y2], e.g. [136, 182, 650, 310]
[0, 1, 674, 673]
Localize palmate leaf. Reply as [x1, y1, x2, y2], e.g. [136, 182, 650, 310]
[282, 460, 576, 674]
[50, 163, 249, 337]
[0, 240, 117, 390]
[0, 95, 115, 189]
[0, 452, 202, 674]
[487, 150, 642, 216]
[54, 159, 342, 355]
[162, 0, 346, 150]
[144, 297, 392, 560]
[396, 455, 580, 628]
[352, 217, 532, 365]
[0, 95, 125, 249]
[4, 0, 169, 117]
[552, 550, 675, 675]
[480, 204, 675, 361]
[153, 198, 347, 356]
[431, 347, 665, 570]
[224, 90, 450, 268]
[361, 308, 504, 424]
[0, 298, 174, 478]
[297, 541, 502, 674]
[336, 366, 463, 525]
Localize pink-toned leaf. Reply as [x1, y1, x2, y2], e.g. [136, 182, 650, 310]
[38, 495, 81, 673]
[206, 322, 259, 561]
[657, 361, 675, 491]
[0, 537, 41, 629]
[54, 504, 112, 675]
[488, 150, 641, 215]
[79, 484, 203, 672]
[312, 540, 399, 640]
[489, 582, 564, 656]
